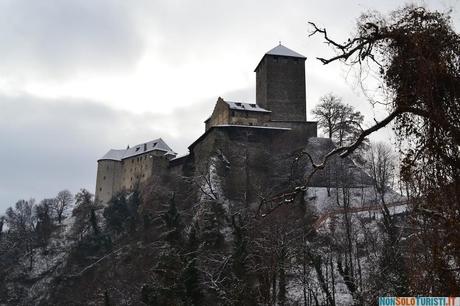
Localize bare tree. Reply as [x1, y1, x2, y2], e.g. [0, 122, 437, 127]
[5, 199, 36, 235]
[367, 142, 395, 206]
[5, 199, 37, 269]
[312, 93, 364, 147]
[54, 190, 73, 224]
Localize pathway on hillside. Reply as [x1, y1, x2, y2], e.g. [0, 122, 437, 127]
[312, 201, 408, 229]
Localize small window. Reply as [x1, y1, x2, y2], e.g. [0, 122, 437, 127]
[231, 110, 236, 117]
[103, 176, 106, 180]
[99, 187, 102, 191]
[135, 147, 140, 152]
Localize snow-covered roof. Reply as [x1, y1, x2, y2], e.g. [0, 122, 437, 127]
[255, 43, 306, 71]
[214, 124, 291, 130]
[223, 100, 271, 113]
[266, 44, 306, 59]
[98, 138, 176, 161]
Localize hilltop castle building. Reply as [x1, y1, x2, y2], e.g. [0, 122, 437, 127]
[95, 44, 317, 204]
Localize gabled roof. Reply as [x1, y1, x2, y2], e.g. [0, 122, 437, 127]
[98, 138, 176, 161]
[254, 43, 306, 71]
[223, 100, 271, 113]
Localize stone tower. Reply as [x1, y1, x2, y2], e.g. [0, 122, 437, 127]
[255, 44, 307, 122]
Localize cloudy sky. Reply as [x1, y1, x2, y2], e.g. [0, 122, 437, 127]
[0, 0, 458, 212]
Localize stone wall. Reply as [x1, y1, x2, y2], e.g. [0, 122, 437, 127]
[96, 151, 171, 204]
[229, 109, 271, 126]
[206, 98, 230, 130]
[267, 121, 317, 139]
[95, 160, 122, 204]
[256, 55, 307, 122]
[206, 98, 271, 131]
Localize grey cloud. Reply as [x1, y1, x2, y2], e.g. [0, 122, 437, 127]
[0, 93, 221, 213]
[0, 0, 144, 78]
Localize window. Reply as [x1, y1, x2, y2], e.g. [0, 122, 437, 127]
[231, 110, 235, 116]
[99, 188, 102, 191]
[103, 176, 106, 180]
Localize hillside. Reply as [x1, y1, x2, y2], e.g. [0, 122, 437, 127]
[0, 133, 407, 305]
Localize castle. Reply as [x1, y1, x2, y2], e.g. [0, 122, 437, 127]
[95, 44, 318, 204]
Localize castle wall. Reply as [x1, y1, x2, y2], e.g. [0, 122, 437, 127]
[229, 110, 271, 126]
[267, 121, 317, 139]
[256, 56, 307, 122]
[189, 125, 293, 168]
[120, 151, 171, 191]
[207, 99, 230, 130]
[95, 160, 123, 204]
[96, 150, 172, 204]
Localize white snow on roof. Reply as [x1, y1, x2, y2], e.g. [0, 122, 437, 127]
[223, 100, 271, 113]
[265, 44, 306, 59]
[99, 138, 176, 161]
[214, 124, 291, 130]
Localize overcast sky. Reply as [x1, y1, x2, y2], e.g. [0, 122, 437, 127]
[0, 0, 458, 213]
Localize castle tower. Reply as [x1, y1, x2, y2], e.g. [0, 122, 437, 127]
[255, 44, 307, 122]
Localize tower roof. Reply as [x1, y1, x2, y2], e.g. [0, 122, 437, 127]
[255, 43, 306, 71]
[266, 44, 306, 58]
